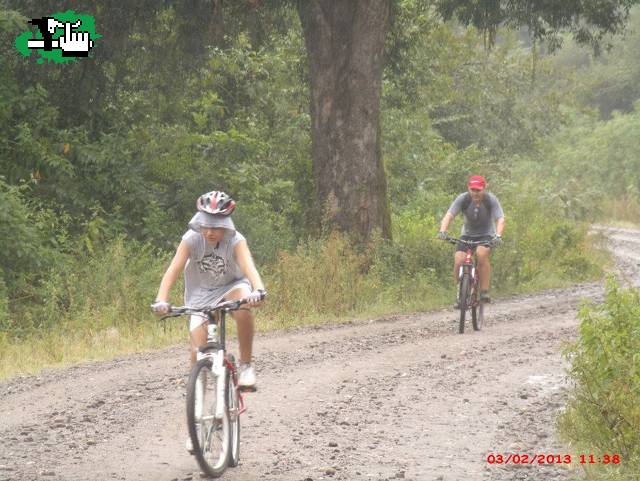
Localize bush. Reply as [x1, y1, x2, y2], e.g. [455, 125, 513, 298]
[0, 178, 67, 331]
[0, 236, 184, 377]
[7, 236, 171, 337]
[260, 226, 455, 328]
[528, 105, 640, 223]
[0, 275, 8, 331]
[370, 212, 452, 309]
[490, 190, 604, 291]
[262, 232, 381, 326]
[560, 279, 640, 480]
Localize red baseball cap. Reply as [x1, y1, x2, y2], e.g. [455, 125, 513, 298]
[468, 175, 486, 190]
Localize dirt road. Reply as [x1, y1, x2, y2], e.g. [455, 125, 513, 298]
[1, 226, 638, 481]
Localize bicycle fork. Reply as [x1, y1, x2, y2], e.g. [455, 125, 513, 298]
[458, 248, 475, 279]
[458, 255, 476, 307]
[195, 320, 227, 424]
[458, 264, 476, 281]
[194, 350, 226, 420]
[213, 350, 226, 419]
[201, 321, 226, 420]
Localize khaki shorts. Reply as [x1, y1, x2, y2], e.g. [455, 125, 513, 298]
[188, 281, 252, 331]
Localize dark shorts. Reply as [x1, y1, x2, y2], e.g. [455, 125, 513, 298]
[455, 235, 493, 253]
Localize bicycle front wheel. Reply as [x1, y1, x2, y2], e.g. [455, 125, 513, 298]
[458, 273, 471, 334]
[226, 354, 241, 468]
[472, 301, 484, 331]
[186, 357, 230, 478]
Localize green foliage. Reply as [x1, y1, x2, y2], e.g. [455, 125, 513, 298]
[0, 178, 65, 308]
[370, 210, 451, 307]
[7, 236, 170, 337]
[426, 46, 563, 158]
[0, 235, 183, 377]
[522, 105, 640, 222]
[551, 7, 640, 118]
[383, 12, 564, 160]
[489, 189, 603, 290]
[560, 279, 640, 480]
[262, 232, 380, 325]
[0, 2, 315, 348]
[438, 0, 639, 53]
[2, 5, 311, 244]
[0, 275, 8, 331]
[0, 6, 26, 120]
[382, 103, 496, 209]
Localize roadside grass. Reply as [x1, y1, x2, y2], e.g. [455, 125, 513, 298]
[602, 194, 640, 227]
[559, 278, 640, 481]
[0, 322, 185, 380]
[0, 217, 611, 381]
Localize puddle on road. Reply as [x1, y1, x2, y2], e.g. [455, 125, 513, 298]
[525, 374, 565, 394]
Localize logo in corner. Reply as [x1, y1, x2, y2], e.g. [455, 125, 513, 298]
[15, 11, 100, 64]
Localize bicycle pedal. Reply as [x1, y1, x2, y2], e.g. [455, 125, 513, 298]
[239, 385, 257, 393]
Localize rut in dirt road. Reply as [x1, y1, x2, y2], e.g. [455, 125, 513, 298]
[1, 226, 638, 481]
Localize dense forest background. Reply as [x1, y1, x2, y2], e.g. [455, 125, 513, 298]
[1, 0, 640, 357]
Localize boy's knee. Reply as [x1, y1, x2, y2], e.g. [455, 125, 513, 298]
[234, 310, 254, 323]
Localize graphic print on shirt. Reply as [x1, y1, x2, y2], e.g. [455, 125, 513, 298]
[197, 252, 226, 277]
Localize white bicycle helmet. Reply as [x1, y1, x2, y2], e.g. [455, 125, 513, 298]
[196, 191, 236, 216]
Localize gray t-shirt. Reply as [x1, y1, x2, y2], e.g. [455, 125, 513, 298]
[448, 192, 504, 237]
[182, 229, 248, 306]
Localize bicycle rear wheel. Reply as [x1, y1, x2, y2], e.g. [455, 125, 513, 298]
[186, 357, 229, 478]
[458, 273, 471, 334]
[226, 354, 241, 468]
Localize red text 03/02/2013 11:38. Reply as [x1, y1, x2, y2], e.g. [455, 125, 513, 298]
[485, 453, 621, 465]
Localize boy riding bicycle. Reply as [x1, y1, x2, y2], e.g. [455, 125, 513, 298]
[437, 175, 505, 305]
[151, 191, 266, 389]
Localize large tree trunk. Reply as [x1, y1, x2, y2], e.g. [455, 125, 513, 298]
[297, 0, 392, 241]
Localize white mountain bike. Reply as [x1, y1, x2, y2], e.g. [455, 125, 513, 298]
[160, 293, 264, 477]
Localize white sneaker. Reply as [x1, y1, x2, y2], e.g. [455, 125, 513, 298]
[238, 363, 256, 389]
[186, 435, 194, 454]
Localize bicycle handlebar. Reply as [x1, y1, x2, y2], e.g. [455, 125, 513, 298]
[156, 291, 267, 321]
[439, 235, 492, 247]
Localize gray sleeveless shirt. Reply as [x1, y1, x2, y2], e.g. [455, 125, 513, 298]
[182, 229, 250, 306]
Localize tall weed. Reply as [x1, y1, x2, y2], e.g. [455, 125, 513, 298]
[261, 232, 381, 327]
[12, 237, 172, 334]
[559, 279, 640, 480]
[491, 191, 604, 291]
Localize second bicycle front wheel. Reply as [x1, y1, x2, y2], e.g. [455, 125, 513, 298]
[472, 301, 484, 331]
[458, 273, 471, 334]
[186, 357, 229, 478]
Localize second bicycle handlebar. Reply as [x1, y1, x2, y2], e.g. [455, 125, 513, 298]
[439, 235, 493, 248]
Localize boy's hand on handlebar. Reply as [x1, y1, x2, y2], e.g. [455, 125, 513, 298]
[437, 231, 448, 240]
[246, 289, 267, 306]
[151, 300, 171, 315]
[490, 235, 503, 248]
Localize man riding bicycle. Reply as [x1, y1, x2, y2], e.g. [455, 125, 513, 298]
[437, 175, 505, 305]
